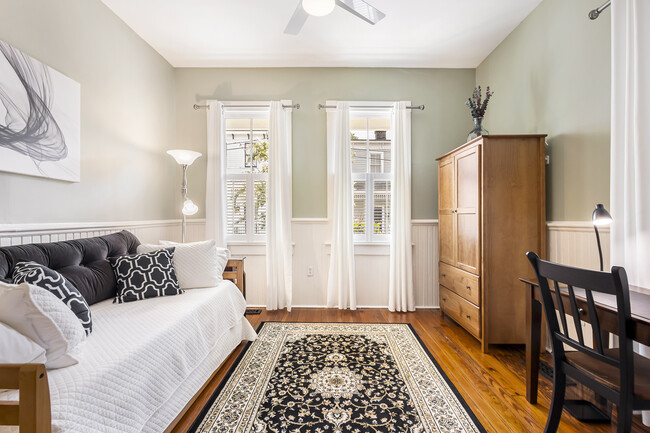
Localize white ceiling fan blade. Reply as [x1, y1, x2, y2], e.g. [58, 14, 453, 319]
[284, 2, 309, 35]
[335, 0, 386, 25]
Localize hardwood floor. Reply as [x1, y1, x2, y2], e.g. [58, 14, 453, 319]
[171, 308, 649, 433]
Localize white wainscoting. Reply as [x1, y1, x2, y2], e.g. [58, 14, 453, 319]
[547, 221, 610, 270]
[0, 219, 205, 247]
[235, 219, 439, 308]
[0, 219, 601, 310]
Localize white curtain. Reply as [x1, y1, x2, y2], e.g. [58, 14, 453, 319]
[610, 0, 650, 425]
[326, 102, 357, 310]
[389, 102, 415, 312]
[205, 100, 227, 248]
[266, 101, 293, 311]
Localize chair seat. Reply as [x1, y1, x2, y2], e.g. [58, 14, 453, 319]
[566, 349, 650, 400]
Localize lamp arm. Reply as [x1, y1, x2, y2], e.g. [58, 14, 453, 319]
[594, 225, 604, 272]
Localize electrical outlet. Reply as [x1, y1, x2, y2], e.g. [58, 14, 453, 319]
[545, 155, 550, 165]
[307, 266, 314, 277]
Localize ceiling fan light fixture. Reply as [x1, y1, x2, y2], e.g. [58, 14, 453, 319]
[302, 0, 336, 17]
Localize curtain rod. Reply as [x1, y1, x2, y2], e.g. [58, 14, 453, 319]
[589, 0, 610, 19]
[193, 103, 300, 110]
[318, 104, 425, 110]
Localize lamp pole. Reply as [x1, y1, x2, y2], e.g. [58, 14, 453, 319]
[181, 164, 188, 243]
[594, 225, 604, 272]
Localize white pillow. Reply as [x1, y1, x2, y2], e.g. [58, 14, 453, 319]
[0, 321, 47, 364]
[0, 282, 86, 369]
[137, 240, 229, 289]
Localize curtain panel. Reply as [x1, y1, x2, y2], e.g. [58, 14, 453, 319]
[610, 0, 650, 425]
[266, 101, 293, 311]
[326, 102, 357, 310]
[205, 100, 227, 248]
[389, 101, 415, 312]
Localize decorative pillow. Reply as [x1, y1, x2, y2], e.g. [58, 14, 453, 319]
[138, 240, 228, 289]
[0, 321, 47, 364]
[109, 248, 183, 303]
[0, 282, 86, 369]
[12, 261, 93, 335]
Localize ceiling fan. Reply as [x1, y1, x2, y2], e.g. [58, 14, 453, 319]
[285, 0, 386, 35]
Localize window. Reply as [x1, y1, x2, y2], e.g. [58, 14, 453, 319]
[225, 112, 269, 242]
[350, 114, 391, 242]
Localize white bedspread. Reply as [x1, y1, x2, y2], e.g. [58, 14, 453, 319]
[2, 281, 256, 433]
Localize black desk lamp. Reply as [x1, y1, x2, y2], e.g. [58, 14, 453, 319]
[592, 204, 612, 271]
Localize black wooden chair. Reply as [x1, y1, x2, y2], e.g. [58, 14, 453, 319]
[526, 252, 650, 433]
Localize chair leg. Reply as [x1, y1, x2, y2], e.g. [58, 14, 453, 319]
[544, 370, 566, 433]
[616, 404, 632, 433]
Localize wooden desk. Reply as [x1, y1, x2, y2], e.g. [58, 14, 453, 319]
[523, 278, 650, 404]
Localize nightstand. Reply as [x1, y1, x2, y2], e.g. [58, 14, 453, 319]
[224, 256, 246, 297]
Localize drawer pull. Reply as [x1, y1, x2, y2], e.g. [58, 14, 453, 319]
[442, 297, 447, 302]
[466, 285, 471, 290]
[466, 315, 471, 319]
[442, 273, 446, 277]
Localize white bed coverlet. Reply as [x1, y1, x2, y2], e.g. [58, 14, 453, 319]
[2, 281, 256, 433]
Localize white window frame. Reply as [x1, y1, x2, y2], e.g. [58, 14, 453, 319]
[350, 110, 392, 244]
[223, 107, 270, 243]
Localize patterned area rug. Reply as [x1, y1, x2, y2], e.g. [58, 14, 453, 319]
[190, 322, 486, 433]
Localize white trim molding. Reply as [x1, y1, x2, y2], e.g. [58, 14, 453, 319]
[547, 221, 609, 233]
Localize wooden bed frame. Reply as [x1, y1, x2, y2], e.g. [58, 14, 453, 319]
[0, 259, 245, 433]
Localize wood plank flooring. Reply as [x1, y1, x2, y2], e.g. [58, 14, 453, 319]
[171, 308, 650, 433]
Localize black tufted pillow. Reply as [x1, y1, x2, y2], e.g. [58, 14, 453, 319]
[13, 261, 93, 335]
[0, 231, 141, 305]
[109, 248, 183, 304]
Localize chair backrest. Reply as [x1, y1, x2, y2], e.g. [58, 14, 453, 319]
[526, 252, 633, 397]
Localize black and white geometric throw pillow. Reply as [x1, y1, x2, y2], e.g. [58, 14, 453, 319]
[12, 261, 93, 335]
[109, 248, 183, 304]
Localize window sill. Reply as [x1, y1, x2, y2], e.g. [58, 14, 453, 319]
[226, 241, 296, 256]
[324, 242, 414, 257]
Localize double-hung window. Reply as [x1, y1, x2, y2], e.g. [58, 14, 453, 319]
[224, 109, 269, 242]
[350, 112, 392, 243]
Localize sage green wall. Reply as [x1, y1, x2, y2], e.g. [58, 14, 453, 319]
[476, 0, 611, 221]
[175, 68, 475, 219]
[0, 0, 177, 224]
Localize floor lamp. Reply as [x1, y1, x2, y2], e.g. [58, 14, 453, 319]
[167, 150, 202, 243]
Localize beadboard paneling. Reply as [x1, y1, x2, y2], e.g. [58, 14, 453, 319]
[412, 220, 439, 308]
[0, 219, 205, 247]
[547, 221, 610, 270]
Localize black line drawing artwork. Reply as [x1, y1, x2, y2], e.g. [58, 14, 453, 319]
[0, 40, 80, 182]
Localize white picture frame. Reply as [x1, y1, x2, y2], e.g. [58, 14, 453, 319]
[0, 40, 80, 182]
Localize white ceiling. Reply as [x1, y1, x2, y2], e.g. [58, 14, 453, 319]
[101, 0, 543, 68]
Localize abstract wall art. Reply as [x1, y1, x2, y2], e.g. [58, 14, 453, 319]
[0, 40, 80, 182]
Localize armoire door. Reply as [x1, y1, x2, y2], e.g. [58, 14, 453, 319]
[438, 157, 455, 266]
[454, 145, 480, 275]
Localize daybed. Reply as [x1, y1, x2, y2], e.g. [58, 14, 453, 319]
[0, 231, 256, 433]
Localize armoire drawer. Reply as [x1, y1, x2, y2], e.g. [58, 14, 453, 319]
[439, 262, 480, 305]
[440, 286, 481, 338]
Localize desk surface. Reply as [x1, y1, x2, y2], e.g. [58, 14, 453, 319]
[520, 278, 650, 324]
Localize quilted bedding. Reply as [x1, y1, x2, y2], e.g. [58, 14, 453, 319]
[1, 280, 256, 433]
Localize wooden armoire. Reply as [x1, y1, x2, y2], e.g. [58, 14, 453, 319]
[436, 135, 546, 352]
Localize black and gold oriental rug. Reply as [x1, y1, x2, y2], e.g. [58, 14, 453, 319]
[190, 322, 486, 433]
